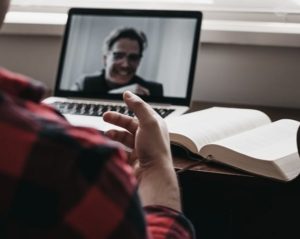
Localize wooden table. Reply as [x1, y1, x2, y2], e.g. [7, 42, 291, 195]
[172, 102, 300, 239]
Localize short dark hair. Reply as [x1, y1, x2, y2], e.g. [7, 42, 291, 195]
[103, 27, 147, 55]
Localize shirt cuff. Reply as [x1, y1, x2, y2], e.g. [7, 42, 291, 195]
[144, 205, 195, 239]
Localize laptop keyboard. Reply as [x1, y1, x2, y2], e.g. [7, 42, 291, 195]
[50, 101, 174, 118]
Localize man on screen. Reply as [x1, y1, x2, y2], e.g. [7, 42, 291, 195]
[74, 27, 163, 96]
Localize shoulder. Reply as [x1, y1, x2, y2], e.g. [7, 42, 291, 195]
[83, 71, 103, 80]
[82, 71, 104, 84]
[73, 71, 104, 90]
[0, 68, 147, 237]
[82, 71, 108, 91]
[0, 104, 142, 234]
[0, 67, 46, 102]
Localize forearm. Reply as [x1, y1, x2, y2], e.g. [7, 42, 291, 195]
[137, 160, 181, 212]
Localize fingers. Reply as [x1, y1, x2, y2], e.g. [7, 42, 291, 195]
[105, 129, 135, 148]
[103, 111, 137, 148]
[103, 111, 138, 134]
[123, 91, 158, 125]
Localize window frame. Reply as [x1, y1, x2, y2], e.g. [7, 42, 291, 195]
[5, 0, 300, 48]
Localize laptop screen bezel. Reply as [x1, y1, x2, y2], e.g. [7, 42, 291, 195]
[54, 8, 202, 106]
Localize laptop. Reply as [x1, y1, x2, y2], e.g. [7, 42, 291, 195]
[43, 8, 202, 131]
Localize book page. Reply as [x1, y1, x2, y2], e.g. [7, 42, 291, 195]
[203, 119, 300, 161]
[166, 107, 271, 153]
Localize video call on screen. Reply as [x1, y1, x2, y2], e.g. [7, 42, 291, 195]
[59, 14, 198, 98]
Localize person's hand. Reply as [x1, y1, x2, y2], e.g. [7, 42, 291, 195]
[103, 91, 181, 211]
[103, 91, 172, 174]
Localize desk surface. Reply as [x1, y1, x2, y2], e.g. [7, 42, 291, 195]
[172, 101, 300, 181]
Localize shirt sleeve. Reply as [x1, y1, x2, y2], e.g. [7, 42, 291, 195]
[144, 205, 196, 239]
[0, 113, 148, 238]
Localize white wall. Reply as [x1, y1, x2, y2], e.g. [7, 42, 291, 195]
[192, 43, 300, 108]
[0, 33, 300, 108]
[0, 34, 61, 90]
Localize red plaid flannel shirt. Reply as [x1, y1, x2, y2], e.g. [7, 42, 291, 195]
[0, 67, 195, 238]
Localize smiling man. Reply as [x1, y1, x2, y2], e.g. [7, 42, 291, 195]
[75, 27, 164, 96]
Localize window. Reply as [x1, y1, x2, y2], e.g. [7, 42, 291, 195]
[7, 0, 300, 47]
[10, 0, 300, 23]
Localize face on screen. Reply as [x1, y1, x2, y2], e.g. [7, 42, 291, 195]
[104, 38, 142, 85]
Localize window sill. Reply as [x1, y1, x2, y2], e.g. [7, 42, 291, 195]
[2, 11, 300, 48]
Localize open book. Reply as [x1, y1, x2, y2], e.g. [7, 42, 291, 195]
[166, 107, 300, 182]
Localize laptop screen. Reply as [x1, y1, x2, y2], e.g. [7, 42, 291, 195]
[55, 8, 202, 106]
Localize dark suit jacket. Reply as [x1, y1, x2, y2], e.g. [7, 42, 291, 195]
[82, 70, 163, 97]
